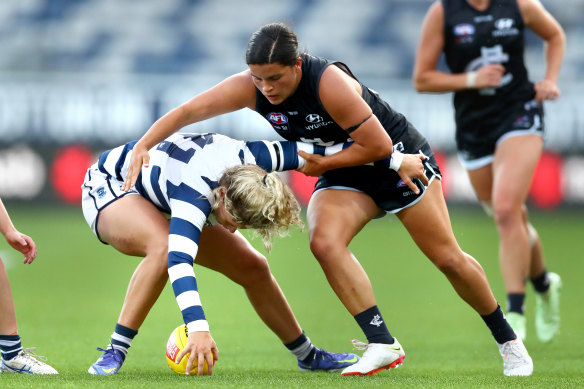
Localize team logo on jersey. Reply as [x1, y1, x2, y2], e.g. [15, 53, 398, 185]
[493, 18, 518, 37]
[513, 115, 531, 129]
[453, 23, 475, 37]
[305, 114, 323, 124]
[96, 187, 106, 199]
[266, 112, 288, 125]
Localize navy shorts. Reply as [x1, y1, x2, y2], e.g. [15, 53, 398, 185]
[314, 141, 441, 214]
[457, 99, 544, 170]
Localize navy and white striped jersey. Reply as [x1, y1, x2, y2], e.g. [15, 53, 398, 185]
[95, 132, 351, 334]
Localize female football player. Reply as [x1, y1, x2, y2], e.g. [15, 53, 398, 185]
[0, 197, 58, 374]
[119, 23, 532, 376]
[83, 133, 365, 376]
[413, 0, 564, 342]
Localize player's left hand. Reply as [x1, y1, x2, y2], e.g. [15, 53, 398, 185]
[177, 331, 218, 376]
[396, 153, 429, 195]
[534, 79, 560, 102]
[297, 150, 328, 177]
[4, 230, 37, 264]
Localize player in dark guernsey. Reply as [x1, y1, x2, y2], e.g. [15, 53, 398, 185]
[414, 0, 564, 346]
[123, 22, 532, 376]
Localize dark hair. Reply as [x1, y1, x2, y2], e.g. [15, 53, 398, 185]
[246, 22, 299, 66]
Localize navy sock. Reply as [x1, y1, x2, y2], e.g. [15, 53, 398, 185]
[110, 323, 138, 361]
[284, 331, 315, 362]
[531, 270, 550, 293]
[481, 304, 517, 344]
[507, 293, 525, 314]
[354, 306, 394, 344]
[0, 334, 22, 361]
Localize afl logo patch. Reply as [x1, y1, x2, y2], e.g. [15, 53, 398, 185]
[453, 23, 475, 37]
[267, 112, 288, 125]
[305, 114, 323, 123]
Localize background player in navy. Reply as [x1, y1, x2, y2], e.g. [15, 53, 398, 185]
[121, 23, 533, 376]
[413, 0, 564, 343]
[82, 132, 362, 376]
[0, 197, 58, 374]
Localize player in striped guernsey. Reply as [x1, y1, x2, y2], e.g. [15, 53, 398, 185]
[82, 132, 382, 375]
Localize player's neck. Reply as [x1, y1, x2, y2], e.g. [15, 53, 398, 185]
[466, 0, 490, 11]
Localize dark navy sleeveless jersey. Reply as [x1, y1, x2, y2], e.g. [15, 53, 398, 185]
[443, 0, 535, 134]
[254, 54, 426, 151]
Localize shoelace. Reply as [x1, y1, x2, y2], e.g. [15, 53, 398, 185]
[19, 348, 48, 365]
[96, 346, 123, 364]
[350, 339, 369, 351]
[501, 342, 526, 365]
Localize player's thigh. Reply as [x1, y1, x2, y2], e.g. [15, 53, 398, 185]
[492, 134, 543, 208]
[396, 180, 460, 262]
[466, 164, 493, 203]
[307, 189, 379, 246]
[98, 195, 170, 257]
[195, 225, 268, 285]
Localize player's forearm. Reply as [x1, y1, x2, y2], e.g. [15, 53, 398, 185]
[543, 32, 565, 83]
[414, 70, 469, 92]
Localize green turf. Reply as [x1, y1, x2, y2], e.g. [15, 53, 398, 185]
[1, 205, 582, 388]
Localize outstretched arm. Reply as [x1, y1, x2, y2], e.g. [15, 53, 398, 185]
[122, 71, 257, 192]
[0, 198, 37, 264]
[167, 195, 218, 375]
[247, 140, 428, 194]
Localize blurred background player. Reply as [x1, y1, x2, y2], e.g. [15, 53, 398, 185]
[120, 22, 533, 377]
[0, 197, 58, 374]
[413, 0, 564, 342]
[82, 132, 362, 375]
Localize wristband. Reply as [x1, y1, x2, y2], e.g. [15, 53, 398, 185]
[466, 71, 478, 89]
[389, 151, 404, 171]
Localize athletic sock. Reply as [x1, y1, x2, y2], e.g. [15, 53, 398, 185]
[531, 270, 550, 293]
[284, 331, 315, 362]
[507, 293, 525, 314]
[354, 305, 394, 344]
[481, 304, 517, 344]
[110, 323, 138, 361]
[0, 334, 22, 361]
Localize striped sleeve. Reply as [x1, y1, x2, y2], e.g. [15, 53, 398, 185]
[246, 140, 354, 172]
[167, 190, 212, 334]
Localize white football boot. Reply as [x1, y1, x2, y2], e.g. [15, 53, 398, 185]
[497, 338, 533, 376]
[341, 339, 405, 376]
[1, 348, 58, 374]
[535, 272, 561, 343]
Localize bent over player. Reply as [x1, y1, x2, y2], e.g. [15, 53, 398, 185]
[82, 132, 364, 375]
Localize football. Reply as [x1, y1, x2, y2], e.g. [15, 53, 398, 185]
[165, 324, 214, 375]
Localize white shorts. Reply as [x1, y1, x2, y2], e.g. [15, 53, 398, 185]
[81, 164, 138, 242]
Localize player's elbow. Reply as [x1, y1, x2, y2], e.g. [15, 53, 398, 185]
[374, 138, 393, 160]
[413, 75, 427, 93]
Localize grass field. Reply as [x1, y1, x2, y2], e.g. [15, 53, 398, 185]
[1, 204, 583, 388]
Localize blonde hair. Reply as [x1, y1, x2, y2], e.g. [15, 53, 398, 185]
[211, 165, 304, 251]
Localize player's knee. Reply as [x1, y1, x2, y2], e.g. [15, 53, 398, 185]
[309, 234, 339, 263]
[231, 253, 271, 286]
[492, 201, 522, 229]
[432, 251, 465, 277]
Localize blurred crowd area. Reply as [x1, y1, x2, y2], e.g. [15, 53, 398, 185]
[0, 0, 582, 207]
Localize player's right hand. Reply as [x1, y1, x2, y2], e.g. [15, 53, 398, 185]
[397, 153, 429, 195]
[178, 331, 218, 376]
[122, 142, 150, 191]
[476, 64, 505, 88]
